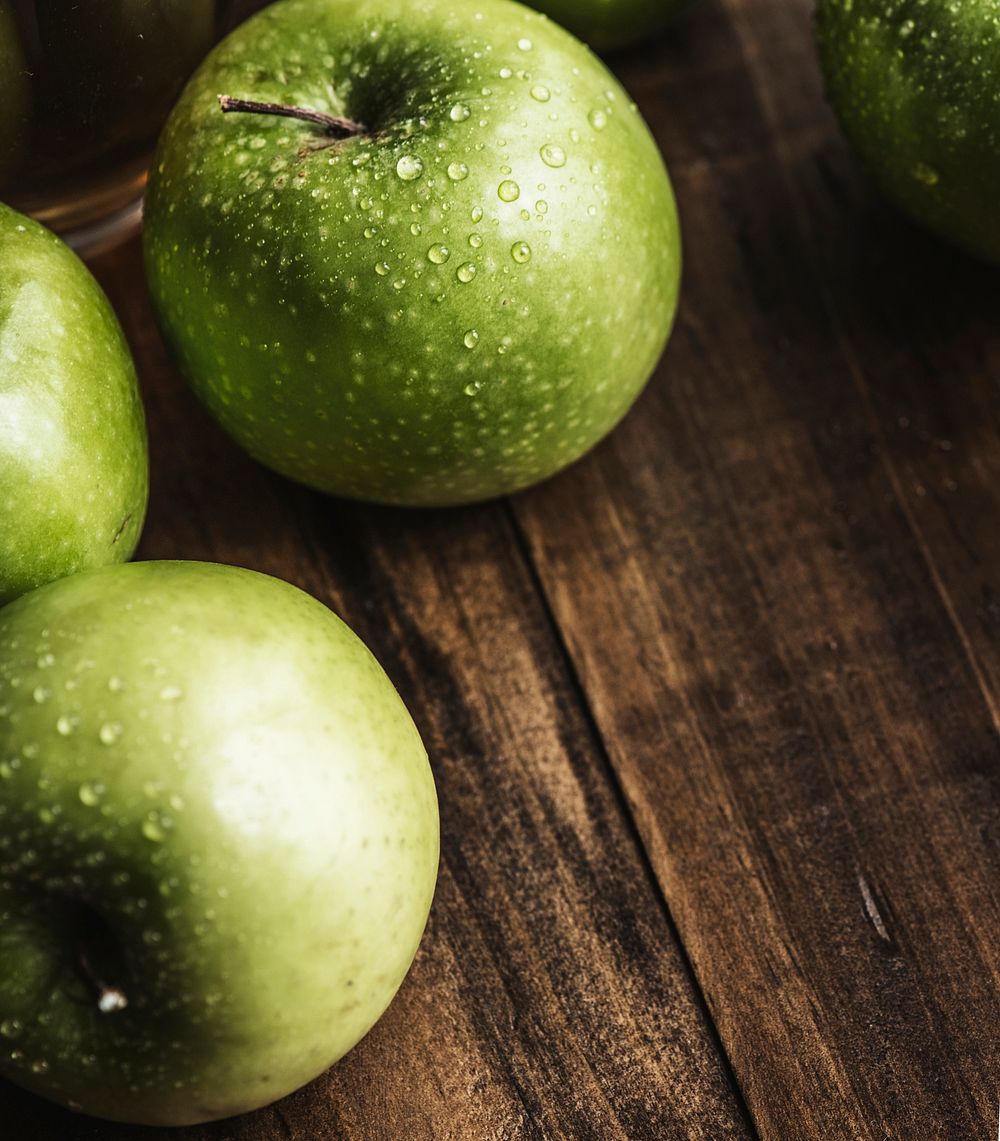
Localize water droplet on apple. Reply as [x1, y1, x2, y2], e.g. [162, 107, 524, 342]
[471, 205, 484, 223]
[456, 263, 478, 283]
[142, 813, 170, 843]
[0, 1019, 22, 1039]
[511, 241, 532, 263]
[536, 199, 548, 214]
[449, 103, 471, 122]
[395, 155, 424, 181]
[32, 686, 51, 704]
[36, 653, 55, 669]
[0, 759, 17, 780]
[589, 109, 608, 130]
[99, 722, 123, 745]
[499, 67, 513, 79]
[427, 243, 451, 264]
[56, 715, 78, 736]
[469, 232, 484, 249]
[498, 180, 520, 202]
[447, 162, 470, 181]
[464, 330, 480, 349]
[540, 144, 567, 168]
[108, 676, 125, 692]
[30, 1059, 48, 1075]
[374, 262, 390, 276]
[78, 782, 104, 807]
[531, 85, 551, 102]
[159, 686, 183, 702]
[518, 37, 533, 50]
[464, 380, 483, 396]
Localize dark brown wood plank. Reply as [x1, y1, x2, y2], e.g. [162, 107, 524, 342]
[737, 0, 1000, 719]
[512, 2, 1000, 1138]
[0, 239, 752, 1139]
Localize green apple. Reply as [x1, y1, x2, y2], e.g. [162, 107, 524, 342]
[817, 0, 1000, 262]
[0, 204, 148, 605]
[0, 560, 439, 1126]
[144, 0, 680, 506]
[526, 0, 692, 51]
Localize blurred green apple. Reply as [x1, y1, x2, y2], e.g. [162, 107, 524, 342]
[0, 560, 439, 1125]
[818, 0, 1000, 261]
[145, 0, 680, 506]
[0, 204, 148, 604]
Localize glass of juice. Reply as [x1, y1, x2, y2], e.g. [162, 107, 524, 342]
[0, 1, 266, 254]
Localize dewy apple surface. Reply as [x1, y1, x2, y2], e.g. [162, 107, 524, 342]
[0, 203, 148, 604]
[0, 561, 439, 1127]
[145, 0, 682, 506]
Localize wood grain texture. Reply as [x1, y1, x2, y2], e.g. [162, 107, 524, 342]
[513, 1, 1000, 1138]
[0, 241, 751, 1139]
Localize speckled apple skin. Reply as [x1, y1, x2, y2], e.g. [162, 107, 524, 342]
[817, 0, 1000, 262]
[0, 205, 148, 604]
[0, 561, 439, 1126]
[144, 0, 680, 506]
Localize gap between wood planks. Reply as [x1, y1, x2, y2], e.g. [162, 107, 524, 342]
[504, 502, 764, 1141]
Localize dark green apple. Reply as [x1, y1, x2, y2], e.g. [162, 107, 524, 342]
[0, 560, 439, 1126]
[144, 0, 680, 506]
[817, 0, 1000, 261]
[0, 204, 147, 604]
[527, 0, 692, 51]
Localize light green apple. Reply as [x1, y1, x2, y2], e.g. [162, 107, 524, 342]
[528, 0, 693, 51]
[0, 561, 439, 1126]
[0, 204, 148, 605]
[144, 0, 680, 507]
[817, 0, 1000, 262]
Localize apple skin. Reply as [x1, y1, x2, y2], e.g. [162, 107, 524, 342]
[817, 0, 1000, 262]
[144, 0, 680, 506]
[527, 0, 692, 51]
[0, 561, 439, 1126]
[0, 204, 148, 605]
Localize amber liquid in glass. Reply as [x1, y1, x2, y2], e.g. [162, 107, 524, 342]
[0, 0, 248, 243]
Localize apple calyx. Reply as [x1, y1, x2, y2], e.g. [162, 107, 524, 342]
[77, 946, 129, 1014]
[217, 95, 366, 138]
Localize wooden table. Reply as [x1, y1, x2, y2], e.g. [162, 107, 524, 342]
[7, 0, 999, 1136]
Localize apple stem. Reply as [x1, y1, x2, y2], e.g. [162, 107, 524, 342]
[217, 95, 366, 138]
[77, 947, 128, 1014]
